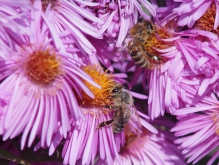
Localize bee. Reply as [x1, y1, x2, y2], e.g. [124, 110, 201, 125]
[129, 20, 155, 43]
[97, 84, 141, 134]
[127, 20, 163, 69]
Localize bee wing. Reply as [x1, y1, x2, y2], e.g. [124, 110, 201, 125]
[124, 122, 133, 136]
[124, 105, 142, 136]
[119, 37, 134, 61]
[130, 105, 142, 130]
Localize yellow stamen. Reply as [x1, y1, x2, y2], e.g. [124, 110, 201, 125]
[211, 111, 219, 135]
[144, 26, 173, 58]
[31, 0, 57, 11]
[81, 107, 113, 118]
[25, 48, 62, 85]
[195, 3, 218, 35]
[79, 65, 117, 107]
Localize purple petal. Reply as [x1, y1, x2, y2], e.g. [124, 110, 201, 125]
[82, 117, 95, 164]
[140, 118, 158, 134]
[173, 106, 219, 115]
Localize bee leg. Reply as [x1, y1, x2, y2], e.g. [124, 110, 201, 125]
[96, 119, 114, 129]
[131, 53, 142, 61]
[135, 57, 145, 65]
[105, 105, 120, 111]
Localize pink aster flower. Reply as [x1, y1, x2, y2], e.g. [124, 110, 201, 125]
[31, 0, 103, 60]
[48, 108, 124, 165]
[157, 0, 219, 44]
[0, 0, 32, 49]
[36, 65, 156, 165]
[87, 0, 156, 47]
[0, 6, 100, 149]
[172, 0, 218, 28]
[86, 35, 127, 71]
[176, 39, 219, 95]
[42, 109, 157, 165]
[61, 0, 156, 67]
[124, 4, 219, 119]
[149, 36, 219, 116]
[96, 116, 186, 165]
[72, 0, 157, 66]
[161, 36, 219, 108]
[172, 92, 219, 164]
[126, 20, 192, 119]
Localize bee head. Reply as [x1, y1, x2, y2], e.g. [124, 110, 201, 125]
[112, 84, 123, 94]
[111, 84, 123, 98]
[112, 87, 119, 94]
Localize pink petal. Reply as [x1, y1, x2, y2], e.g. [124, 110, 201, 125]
[198, 78, 210, 96]
[173, 105, 219, 115]
[214, 2, 219, 29]
[192, 1, 211, 21]
[82, 117, 95, 164]
[195, 56, 209, 70]
[140, 118, 158, 134]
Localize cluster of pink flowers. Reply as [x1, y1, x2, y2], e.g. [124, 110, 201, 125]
[1, 0, 219, 165]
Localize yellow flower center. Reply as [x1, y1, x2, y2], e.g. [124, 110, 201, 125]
[25, 48, 61, 85]
[136, 23, 174, 69]
[195, 3, 218, 35]
[79, 65, 117, 107]
[211, 111, 219, 135]
[31, 0, 57, 11]
[144, 26, 172, 59]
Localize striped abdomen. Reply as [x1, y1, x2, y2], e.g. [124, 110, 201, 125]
[128, 40, 151, 68]
[112, 108, 131, 133]
[128, 40, 164, 69]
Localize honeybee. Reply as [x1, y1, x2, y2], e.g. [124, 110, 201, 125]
[97, 84, 141, 134]
[129, 20, 155, 43]
[127, 20, 163, 69]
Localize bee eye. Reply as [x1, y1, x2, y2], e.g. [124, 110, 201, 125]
[146, 23, 153, 30]
[112, 88, 119, 93]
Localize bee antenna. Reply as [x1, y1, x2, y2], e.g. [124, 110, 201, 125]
[126, 34, 132, 38]
[123, 82, 131, 90]
[138, 17, 144, 23]
[150, 17, 155, 23]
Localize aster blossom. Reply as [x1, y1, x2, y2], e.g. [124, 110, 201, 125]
[2, 0, 217, 164]
[47, 110, 157, 165]
[41, 65, 157, 165]
[171, 38, 219, 102]
[31, 0, 104, 64]
[0, 6, 100, 149]
[87, 0, 156, 47]
[96, 115, 186, 165]
[161, 0, 219, 42]
[82, 0, 157, 69]
[124, 1, 219, 119]
[125, 18, 191, 119]
[172, 0, 218, 28]
[172, 91, 219, 164]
